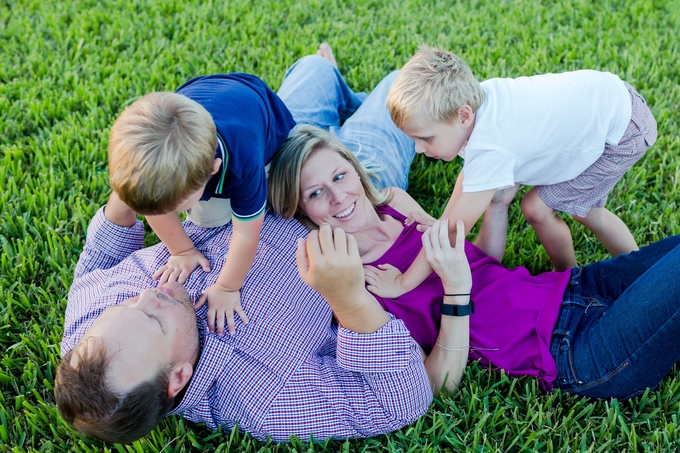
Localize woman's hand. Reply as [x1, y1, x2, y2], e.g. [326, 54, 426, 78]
[422, 218, 471, 295]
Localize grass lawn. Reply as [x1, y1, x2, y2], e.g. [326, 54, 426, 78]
[1, 0, 680, 451]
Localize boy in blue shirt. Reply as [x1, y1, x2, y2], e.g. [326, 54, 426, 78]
[108, 73, 295, 335]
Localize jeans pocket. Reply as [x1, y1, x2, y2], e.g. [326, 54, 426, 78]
[554, 337, 579, 391]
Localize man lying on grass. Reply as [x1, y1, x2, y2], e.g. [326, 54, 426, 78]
[54, 192, 432, 444]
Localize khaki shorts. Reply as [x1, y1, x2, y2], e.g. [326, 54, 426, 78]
[186, 164, 270, 227]
[186, 198, 233, 228]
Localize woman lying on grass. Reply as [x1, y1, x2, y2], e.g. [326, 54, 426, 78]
[269, 124, 680, 399]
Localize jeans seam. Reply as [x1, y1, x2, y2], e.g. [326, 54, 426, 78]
[572, 360, 630, 392]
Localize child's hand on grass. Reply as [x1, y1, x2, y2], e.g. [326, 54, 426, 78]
[153, 247, 211, 284]
[363, 263, 408, 298]
[195, 283, 250, 336]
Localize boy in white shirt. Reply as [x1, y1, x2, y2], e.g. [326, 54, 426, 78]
[368, 45, 656, 297]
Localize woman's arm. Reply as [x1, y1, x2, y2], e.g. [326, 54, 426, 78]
[422, 219, 472, 396]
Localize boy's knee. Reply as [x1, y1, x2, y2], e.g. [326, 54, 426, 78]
[572, 208, 605, 230]
[521, 191, 553, 224]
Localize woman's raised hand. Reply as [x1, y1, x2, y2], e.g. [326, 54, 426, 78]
[422, 218, 472, 295]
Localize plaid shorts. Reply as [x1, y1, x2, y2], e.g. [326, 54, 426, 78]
[536, 82, 657, 217]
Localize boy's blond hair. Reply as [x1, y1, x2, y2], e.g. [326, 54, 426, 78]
[108, 92, 217, 215]
[387, 45, 485, 128]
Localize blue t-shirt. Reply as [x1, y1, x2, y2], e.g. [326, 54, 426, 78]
[176, 74, 296, 220]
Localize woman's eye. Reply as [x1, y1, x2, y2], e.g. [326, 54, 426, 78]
[334, 173, 345, 182]
[309, 189, 321, 199]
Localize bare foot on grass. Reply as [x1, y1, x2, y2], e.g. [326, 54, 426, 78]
[316, 43, 338, 68]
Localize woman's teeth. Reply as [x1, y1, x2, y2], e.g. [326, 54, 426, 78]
[335, 203, 355, 218]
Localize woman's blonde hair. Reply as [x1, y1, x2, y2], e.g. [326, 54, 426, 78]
[108, 92, 217, 215]
[387, 44, 485, 128]
[268, 124, 391, 228]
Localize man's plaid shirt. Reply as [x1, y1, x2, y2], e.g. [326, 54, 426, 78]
[62, 208, 431, 442]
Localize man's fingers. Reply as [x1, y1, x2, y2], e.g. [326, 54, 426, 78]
[295, 238, 310, 278]
[333, 227, 348, 254]
[346, 232, 360, 261]
[317, 223, 334, 254]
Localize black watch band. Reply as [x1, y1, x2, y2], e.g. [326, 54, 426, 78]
[440, 300, 475, 316]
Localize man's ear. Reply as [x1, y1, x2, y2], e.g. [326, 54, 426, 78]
[167, 363, 194, 398]
[211, 158, 222, 176]
[457, 105, 475, 128]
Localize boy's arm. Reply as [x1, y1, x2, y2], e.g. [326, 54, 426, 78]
[473, 184, 520, 261]
[195, 214, 263, 335]
[365, 173, 495, 298]
[441, 172, 496, 239]
[148, 212, 211, 284]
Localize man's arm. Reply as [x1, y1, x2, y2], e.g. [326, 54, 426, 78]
[257, 223, 430, 441]
[297, 223, 389, 333]
[73, 192, 145, 280]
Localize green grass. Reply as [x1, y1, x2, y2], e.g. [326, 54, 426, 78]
[1, 0, 679, 451]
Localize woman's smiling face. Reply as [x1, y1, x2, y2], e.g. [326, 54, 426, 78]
[298, 147, 373, 233]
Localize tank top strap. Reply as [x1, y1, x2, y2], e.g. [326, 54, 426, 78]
[375, 203, 407, 223]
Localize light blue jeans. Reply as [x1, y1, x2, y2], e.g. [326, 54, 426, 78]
[277, 55, 416, 190]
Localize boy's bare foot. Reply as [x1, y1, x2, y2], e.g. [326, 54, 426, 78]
[316, 43, 338, 68]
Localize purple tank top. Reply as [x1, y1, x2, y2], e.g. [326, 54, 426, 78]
[368, 205, 571, 390]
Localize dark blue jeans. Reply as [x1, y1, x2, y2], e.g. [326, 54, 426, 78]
[551, 235, 680, 399]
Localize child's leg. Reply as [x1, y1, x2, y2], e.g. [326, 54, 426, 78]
[532, 82, 656, 268]
[572, 207, 638, 257]
[521, 188, 577, 271]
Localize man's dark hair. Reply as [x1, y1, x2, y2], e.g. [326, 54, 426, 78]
[54, 338, 174, 444]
